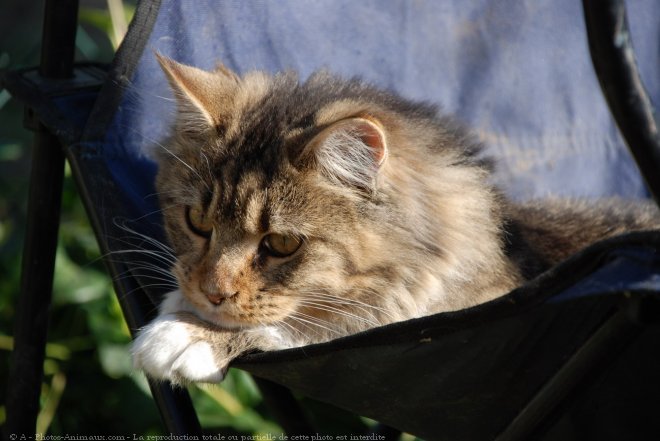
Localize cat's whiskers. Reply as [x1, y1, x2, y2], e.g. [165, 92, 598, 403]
[114, 265, 178, 285]
[104, 259, 178, 291]
[285, 315, 330, 339]
[112, 270, 175, 286]
[100, 248, 177, 267]
[107, 262, 177, 308]
[335, 285, 399, 304]
[239, 305, 309, 343]
[144, 188, 191, 200]
[264, 319, 305, 343]
[99, 220, 183, 309]
[293, 289, 396, 322]
[122, 282, 180, 299]
[118, 124, 211, 191]
[300, 290, 392, 314]
[286, 311, 343, 336]
[109, 77, 177, 104]
[131, 262, 177, 277]
[200, 151, 214, 181]
[115, 203, 186, 223]
[255, 286, 395, 326]
[295, 299, 382, 328]
[144, 202, 189, 219]
[262, 284, 392, 305]
[113, 220, 177, 255]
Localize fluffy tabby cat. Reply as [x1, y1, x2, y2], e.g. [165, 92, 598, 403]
[131, 54, 659, 384]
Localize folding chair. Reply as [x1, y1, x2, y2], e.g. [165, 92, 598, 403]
[4, 0, 659, 439]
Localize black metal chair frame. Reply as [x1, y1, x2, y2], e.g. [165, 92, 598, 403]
[3, 0, 659, 438]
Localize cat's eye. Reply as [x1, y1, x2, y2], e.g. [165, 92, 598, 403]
[185, 206, 214, 237]
[261, 233, 302, 258]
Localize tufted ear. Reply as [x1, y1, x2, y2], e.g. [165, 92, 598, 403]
[156, 53, 239, 135]
[303, 117, 388, 193]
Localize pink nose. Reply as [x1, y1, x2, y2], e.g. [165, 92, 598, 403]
[205, 291, 238, 305]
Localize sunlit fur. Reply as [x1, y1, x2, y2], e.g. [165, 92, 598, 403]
[133, 56, 660, 381]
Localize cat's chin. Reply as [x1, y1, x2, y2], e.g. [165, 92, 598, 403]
[197, 309, 262, 331]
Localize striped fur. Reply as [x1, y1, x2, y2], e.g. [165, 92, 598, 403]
[131, 56, 660, 384]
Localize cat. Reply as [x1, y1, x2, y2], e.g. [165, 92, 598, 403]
[130, 54, 659, 385]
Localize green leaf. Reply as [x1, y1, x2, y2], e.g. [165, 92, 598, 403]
[98, 343, 133, 378]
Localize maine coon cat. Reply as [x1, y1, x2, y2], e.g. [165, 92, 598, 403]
[131, 54, 659, 384]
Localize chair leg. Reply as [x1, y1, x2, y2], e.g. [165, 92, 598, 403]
[148, 379, 204, 436]
[5, 126, 65, 437]
[5, 0, 78, 433]
[253, 377, 317, 435]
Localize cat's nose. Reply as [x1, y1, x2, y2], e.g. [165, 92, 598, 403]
[205, 290, 238, 306]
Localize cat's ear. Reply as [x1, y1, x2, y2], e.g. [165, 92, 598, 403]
[156, 53, 238, 133]
[303, 117, 388, 194]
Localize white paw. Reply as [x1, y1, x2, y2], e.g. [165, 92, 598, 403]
[158, 290, 190, 315]
[131, 314, 225, 384]
[171, 341, 225, 382]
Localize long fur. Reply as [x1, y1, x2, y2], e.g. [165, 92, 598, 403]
[131, 56, 660, 384]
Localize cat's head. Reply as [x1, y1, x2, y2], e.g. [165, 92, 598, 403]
[154, 55, 503, 334]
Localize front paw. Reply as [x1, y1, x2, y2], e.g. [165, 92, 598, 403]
[131, 314, 227, 385]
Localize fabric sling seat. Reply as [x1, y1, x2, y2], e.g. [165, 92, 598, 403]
[4, 0, 659, 439]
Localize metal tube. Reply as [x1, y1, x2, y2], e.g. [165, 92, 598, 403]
[40, 0, 79, 79]
[5, 127, 66, 437]
[582, 0, 660, 203]
[5, 0, 78, 436]
[253, 377, 317, 435]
